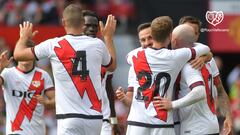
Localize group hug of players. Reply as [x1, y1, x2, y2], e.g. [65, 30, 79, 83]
[0, 3, 232, 135]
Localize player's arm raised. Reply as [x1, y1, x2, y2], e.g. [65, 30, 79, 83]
[99, 15, 117, 72]
[14, 21, 38, 61]
[0, 51, 13, 86]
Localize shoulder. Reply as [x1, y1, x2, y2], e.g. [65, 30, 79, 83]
[127, 47, 143, 57]
[34, 67, 51, 76]
[1, 67, 13, 73]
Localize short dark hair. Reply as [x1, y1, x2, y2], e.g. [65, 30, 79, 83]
[137, 22, 151, 33]
[179, 16, 202, 29]
[63, 4, 84, 28]
[151, 16, 173, 43]
[82, 10, 99, 21]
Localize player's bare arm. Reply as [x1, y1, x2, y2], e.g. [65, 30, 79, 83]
[190, 52, 213, 69]
[154, 85, 206, 110]
[105, 75, 121, 135]
[215, 77, 233, 134]
[99, 15, 117, 72]
[14, 21, 38, 61]
[0, 51, 13, 86]
[35, 88, 55, 109]
[115, 87, 133, 107]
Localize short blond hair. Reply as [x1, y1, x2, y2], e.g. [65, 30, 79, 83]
[63, 4, 84, 28]
[151, 16, 173, 43]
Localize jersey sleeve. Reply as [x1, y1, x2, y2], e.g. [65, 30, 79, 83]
[182, 63, 204, 90]
[193, 42, 210, 58]
[209, 58, 220, 86]
[100, 40, 112, 67]
[128, 66, 136, 88]
[171, 48, 193, 68]
[209, 58, 220, 77]
[33, 39, 53, 60]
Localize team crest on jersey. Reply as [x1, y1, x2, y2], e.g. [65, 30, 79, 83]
[31, 81, 41, 88]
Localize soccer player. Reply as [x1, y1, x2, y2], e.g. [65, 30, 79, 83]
[154, 24, 220, 135]
[13, 4, 116, 135]
[0, 41, 55, 135]
[125, 16, 210, 135]
[116, 22, 153, 107]
[179, 16, 233, 134]
[82, 10, 120, 135]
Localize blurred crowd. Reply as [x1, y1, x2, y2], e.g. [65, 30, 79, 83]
[0, 0, 135, 28]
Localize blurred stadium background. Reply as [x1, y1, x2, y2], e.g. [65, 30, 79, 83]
[0, 0, 240, 134]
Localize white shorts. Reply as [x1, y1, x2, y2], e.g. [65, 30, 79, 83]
[100, 121, 112, 135]
[57, 118, 102, 135]
[126, 125, 175, 135]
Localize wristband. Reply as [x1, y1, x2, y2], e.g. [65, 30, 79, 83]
[110, 117, 118, 124]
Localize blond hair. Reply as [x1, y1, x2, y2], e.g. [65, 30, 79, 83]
[63, 4, 84, 28]
[151, 16, 173, 43]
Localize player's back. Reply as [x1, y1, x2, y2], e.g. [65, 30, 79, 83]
[127, 47, 193, 125]
[178, 59, 219, 135]
[34, 35, 111, 118]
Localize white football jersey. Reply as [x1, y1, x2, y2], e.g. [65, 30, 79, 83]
[178, 58, 220, 135]
[0, 67, 54, 135]
[127, 44, 209, 127]
[33, 35, 111, 119]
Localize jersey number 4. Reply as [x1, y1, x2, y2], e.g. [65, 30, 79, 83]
[54, 39, 102, 112]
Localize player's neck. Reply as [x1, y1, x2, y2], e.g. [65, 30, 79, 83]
[65, 27, 83, 36]
[17, 64, 34, 73]
[152, 40, 167, 49]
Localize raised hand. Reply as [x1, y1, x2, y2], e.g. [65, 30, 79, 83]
[19, 21, 38, 39]
[0, 51, 13, 72]
[99, 15, 117, 39]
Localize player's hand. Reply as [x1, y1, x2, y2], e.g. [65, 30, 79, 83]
[0, 51, 13, 72]
[112, 124, 121, 135]
[189, 57, 205, 70]
[99, 15, 117, 40]
[34, 95, 47, 105]
[19, 21, 38, 39]
[116, 87, 126, 101]
[221, 116, 233, 135]
[153, 96, 172, 110]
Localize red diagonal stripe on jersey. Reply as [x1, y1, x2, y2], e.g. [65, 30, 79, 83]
[101, 67, 107, 81]
[132, 50, 167, 121]
[132, 50, 153, 108]
[201, 65, 216, 114]
[54, 39, 102, 112]
[11, 71, 44, 131]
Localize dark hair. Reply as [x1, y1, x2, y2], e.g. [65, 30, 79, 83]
[137, 22, 151, 33]
[151, 16, 173, 43]
[82, 10, 99, 21]
[179, 16, 202, 29]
